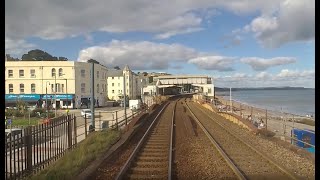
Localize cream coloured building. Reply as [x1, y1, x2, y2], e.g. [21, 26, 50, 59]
[5, 61, 108, 109]
[107, 65, 141, 101]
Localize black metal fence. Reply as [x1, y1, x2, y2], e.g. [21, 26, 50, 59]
[5, 115, 77, 180]
[5, 101, 156, 180]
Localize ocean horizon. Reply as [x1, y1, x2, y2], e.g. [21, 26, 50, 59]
[215, 89, 315, 117]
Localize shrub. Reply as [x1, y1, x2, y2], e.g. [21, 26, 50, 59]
[13, 110, 23, 117]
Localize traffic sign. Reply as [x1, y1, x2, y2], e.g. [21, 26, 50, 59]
[7, 119, 12, 125]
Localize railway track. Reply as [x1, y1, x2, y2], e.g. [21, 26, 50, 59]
[115, 100, 177, 179]
[185, 101, 299, 180]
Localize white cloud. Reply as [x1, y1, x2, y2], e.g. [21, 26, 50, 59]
[275, 69, 315, 79]
[6, 0, 304, 44]
[188, 56, 236, 71]
[154, 27, 204, 39]
[77, 40, 198, 70]
[214, 69, 315, 88]
[240, 57, 296, 71]
[244, 0, 314, 47]
[5, 37, 37, 57]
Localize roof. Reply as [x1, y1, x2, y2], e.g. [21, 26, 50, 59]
[107, 69, 123, 77]
[155, 75, 210, 79]
[157, 85, 178, 88]
[123, 65, 130, 71]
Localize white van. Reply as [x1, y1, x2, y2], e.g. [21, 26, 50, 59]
[81, 109, 92, 118]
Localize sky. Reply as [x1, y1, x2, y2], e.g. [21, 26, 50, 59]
[5, 0, 315, 88]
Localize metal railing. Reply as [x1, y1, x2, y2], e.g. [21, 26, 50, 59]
[5, 115, 77, 180]
[5, 99, 158, 180]
[198, 95, 315, 152]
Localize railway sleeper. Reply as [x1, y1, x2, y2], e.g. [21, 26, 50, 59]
[140, 149, 168, 153]
[126, 173, 167, 179]
[143, 145, 168, 149]
[133, 161, 168, 167]
[139, 152, 168, 157]
[136, 156, 167, 162]
[145, 142, 168, 146]
[129, 167, 168, 175]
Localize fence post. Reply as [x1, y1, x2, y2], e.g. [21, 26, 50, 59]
[84, 115, 88, 138]
[25, 126, 33, 173]
[74, 116, 77, 145]
[292, 114, 295, 130]
[67, 115, 72, 149]
[115, 111, 118, 130]
[265, 109, 268, 131]
[132, 109, 134, 118]
[99, 111, 101, 131]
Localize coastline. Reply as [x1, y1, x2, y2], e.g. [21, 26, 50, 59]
[215, 95, 315, 121]
[215, 95, 315, 134]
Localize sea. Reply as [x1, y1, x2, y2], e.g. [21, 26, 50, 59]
[216, 89, 315, 117]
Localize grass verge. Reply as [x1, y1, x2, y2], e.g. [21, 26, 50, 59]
[7, 117, 41, 126]
[297, 119, 315, 126]
[29, 129, 121, 180]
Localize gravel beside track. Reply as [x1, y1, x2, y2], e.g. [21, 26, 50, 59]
[190, 101, 315, 179]
[173, 98, 237, 179]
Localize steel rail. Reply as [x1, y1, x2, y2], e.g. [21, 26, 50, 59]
[185, 102, 246, 180]
[115, 102, 170, 180]
[189, 102, 299, 180]
[168, 100, 177, 180]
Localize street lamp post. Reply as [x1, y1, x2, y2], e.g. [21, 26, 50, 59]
[46, 81, 50, 119]
[64, 79, 68, 110]
[54, 74, 57, 117]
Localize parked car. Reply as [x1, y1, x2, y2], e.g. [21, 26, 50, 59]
[81, 109, 92, 118]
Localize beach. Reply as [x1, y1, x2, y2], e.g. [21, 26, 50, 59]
[215, 96, 315, 138]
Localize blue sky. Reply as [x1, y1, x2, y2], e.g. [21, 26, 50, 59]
[5, 0, 315, 88]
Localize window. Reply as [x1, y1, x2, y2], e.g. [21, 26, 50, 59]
[97, 84, 99, 93]
[30, 69, 35, 77]
[59, 68, 63, 76]
[19, 70, 24, 77]
[127, 83, 128, 86]
[118, 83, 120, 87]
[31, 84, 36, 93]
[52, 68, 56, 77]
[9, 84, 13, 93]
[56, 84, 61, 92]
[97, 71, 99, 78]
[81, 70, 85, 78]
[8, 70, 13, 78]
[102, 84, 104, 92]
[62, 84, 64, 93]
[105, 73, 107, 79]
[105, 84, 107, 92]
[81, 83, 85, 93]
[118, 90, 120, 93]
[20, 84, 24, 93]
[112, 83, 114, 87]
[112, 90, 114, 93]
[51, 84, 54, 93]
[208, 88, 211, 94]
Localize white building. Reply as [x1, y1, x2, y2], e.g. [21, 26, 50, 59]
[107, 65, 141, 101]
